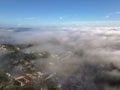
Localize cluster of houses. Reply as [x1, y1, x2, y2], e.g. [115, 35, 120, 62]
[6, 71, 45, 87]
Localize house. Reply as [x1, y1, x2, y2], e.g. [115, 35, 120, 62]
[14, 76, 29, 87]
[0, 45, 7, 50]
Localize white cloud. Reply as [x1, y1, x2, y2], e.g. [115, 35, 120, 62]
[59, 17, 63, 20]
[105, 15, 110, 18]
[105, 11, 120, 19]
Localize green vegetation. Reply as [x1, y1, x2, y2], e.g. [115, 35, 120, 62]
[20, 84, 36, 90]
[0, 71, 10, 83]
[0, 71, 15, 90]
[0, 43, 57, 90]
[0, 44, 19, 51]
[0, 43, 50, 73]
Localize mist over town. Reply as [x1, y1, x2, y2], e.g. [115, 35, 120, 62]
[0, 26, 120, 90]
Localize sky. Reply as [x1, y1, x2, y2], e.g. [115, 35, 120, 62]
[0, 0, 120, 26]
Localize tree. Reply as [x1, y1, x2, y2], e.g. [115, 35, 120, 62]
[0, 71, 15, 90]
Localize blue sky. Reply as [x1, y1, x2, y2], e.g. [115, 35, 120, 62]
[0, 0, 120, 26]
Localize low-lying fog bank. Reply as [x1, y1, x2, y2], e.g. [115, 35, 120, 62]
[0, 26, 120, 90]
